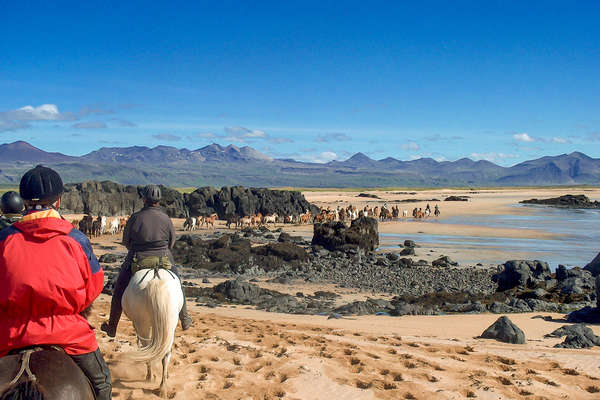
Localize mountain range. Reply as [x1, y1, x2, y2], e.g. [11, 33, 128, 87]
[0, 141, 598, 187]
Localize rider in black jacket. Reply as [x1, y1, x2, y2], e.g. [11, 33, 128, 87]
[100, 185, 193, 337]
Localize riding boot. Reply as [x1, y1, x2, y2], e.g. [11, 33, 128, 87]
[100, 260, 133, 337]
[171, 264, 193, 330]
[70, 348, 112, 400]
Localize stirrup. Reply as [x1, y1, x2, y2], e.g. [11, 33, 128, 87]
[100, 322, 116, 338]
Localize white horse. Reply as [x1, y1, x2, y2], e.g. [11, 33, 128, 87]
[121, 268, 183, 398]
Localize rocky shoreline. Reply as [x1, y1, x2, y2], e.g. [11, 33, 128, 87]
[99, 220, 598, 319]
[520, 194, 600, 209]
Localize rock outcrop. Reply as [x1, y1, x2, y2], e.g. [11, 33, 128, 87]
[520, 194, 600, 208]
[584, 253, 600, 277]
[60, 180, 188, 218]
[545, 324, 600, 349]
[444, 196, 469, 201]
[172, 233, 308, 273]
[492, 260, 552, 291]
[312, 217, 379, 252]
[185, 186, 318, 218]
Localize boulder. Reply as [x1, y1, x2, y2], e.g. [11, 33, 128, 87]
[556, 264, 568, 281]
[584, 252, 600, 277]
[213, 279, 263, 304]
[432, 256, 459, 268]
[492, 260, 552, 291]
[399, 247, 415, 256]
[566, 306, 600, 323]
[334, 298, 393, 315]
[312, 217, 379, 252]
[253, 242, 308, 262]
[391, 302, 439, 316]
[357, 193, 380, 199]
[278, 232, 292, 243]
[479, 316, 526, 344]
[555, 268, 595, 295]
[398, 258, 414, 268]
[403, 240, 416, 248]
[444, 196, 469, 201]
[546, 324, 600, 349]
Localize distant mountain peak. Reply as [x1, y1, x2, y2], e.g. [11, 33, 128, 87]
[568, 151, 592, 159]
[347, 152, 372, 162]
[0, 140, 74, 162]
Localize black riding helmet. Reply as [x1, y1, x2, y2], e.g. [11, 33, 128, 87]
[19, 165, 64, 204]
[1, 191, 24, 214]
[141, 184, 161, 203]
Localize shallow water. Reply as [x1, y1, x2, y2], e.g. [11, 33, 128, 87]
[380, 205, 600, 269]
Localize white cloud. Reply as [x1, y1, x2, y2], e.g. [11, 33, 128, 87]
[295, 151, 338, 163]
[552, 137, 571, 144]
[225, 126, 266, 139]
[402, 141, 420, 151]
[513, 133, 535, 142]
[1, 104, 75, 121]
[470, 152, 520, 163]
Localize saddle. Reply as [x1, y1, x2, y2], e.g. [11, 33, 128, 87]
[130, 254, 172, 275]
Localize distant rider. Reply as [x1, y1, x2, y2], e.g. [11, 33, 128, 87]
[0, 165, 112, 400]
[101, 184, 193, 337]
[0, 191, 24, 229]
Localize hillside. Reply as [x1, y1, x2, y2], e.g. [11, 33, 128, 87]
[1, 141, 599, 187]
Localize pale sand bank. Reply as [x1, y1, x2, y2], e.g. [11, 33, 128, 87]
[90, 295, 600, 400]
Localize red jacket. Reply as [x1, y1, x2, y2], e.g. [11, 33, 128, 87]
[0, 209, 104, 356]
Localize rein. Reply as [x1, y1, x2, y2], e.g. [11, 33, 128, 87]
[9, 350, 36, 386]
[0, 346, 54, 393]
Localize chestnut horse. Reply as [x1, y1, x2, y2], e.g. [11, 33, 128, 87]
[0, 348, 94, 400]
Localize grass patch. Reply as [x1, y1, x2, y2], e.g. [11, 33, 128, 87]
[356, 380, 372, 389]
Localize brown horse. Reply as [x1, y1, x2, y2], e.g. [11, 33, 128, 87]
[0, 348, 94, 400]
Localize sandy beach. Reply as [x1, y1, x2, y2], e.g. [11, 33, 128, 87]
[76, 187, 600, 399]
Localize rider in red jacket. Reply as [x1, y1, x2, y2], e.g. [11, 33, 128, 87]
[0, 165, 112, 400]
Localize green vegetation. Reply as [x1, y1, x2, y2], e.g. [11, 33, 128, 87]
[0, 186, 18, 195]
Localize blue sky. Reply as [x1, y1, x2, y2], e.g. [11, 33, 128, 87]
[1, 1, 598, 165]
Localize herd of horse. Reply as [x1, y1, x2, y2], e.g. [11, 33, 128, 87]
[183, 203, 442, 231]
[72, 215, 129, 237]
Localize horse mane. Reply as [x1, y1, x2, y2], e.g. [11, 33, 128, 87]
[0, 380, 45, 400]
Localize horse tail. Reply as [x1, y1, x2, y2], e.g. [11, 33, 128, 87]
[0, 380, 45, 400]
[125, 276, 180, 363]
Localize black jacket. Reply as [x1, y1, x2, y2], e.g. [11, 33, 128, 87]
[122, 206, 175, 262]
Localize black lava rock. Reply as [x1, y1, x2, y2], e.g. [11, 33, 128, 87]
[479, 316, 526, 344]
[312, 216, 379, 252]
